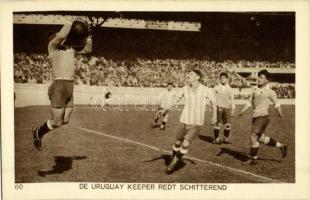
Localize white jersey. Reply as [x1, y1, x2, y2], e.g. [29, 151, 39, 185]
[158, 90, 176, 109]
[177, 84, 215, 126]
[214, 84, 235, 109]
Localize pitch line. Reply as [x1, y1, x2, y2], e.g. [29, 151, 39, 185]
[76, 126, 282, 183]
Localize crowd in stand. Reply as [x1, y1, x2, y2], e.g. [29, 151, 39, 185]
[14, 53, 52, 84]
[230, 60, 295, 69]
[74, 55, 251, 88]
[271, 83, 295, 99]
[14, 52, 295, 98]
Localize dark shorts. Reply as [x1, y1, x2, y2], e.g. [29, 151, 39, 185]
[252, 115, 270, 135]
[216, 106, 231, 124]
[48, 80, 74, 108]
[175, 124, 201, 144]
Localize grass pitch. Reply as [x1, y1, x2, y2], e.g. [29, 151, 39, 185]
[15, 105, 295, 183]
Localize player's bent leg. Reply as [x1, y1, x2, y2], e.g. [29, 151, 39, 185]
[167, 125, 200, 174]
[166, 125, 186, 174]
[166, 142, 181, 174]
[155, 111, 161, 122]
[244, 116, 266, 164]
[152, 111, 161, 128]
[33, 107, 65, 151]
[258, 134, 288, 158]
[51, 107, 65, 126]
[33, 118, 63, 151]
[33, 119, 53, 151]
[171, 125, 186, 156]
[166, 140, 190, 174]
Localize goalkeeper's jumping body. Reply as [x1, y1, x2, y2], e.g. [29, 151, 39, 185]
[32, 19, 92, 151]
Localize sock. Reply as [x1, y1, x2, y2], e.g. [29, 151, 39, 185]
[214, 128, 220, 139]
[37, 121, 52, 139]
[267, 137, 281, 147]
[224, 129, 230, 139]
[250, 147, 259, 159]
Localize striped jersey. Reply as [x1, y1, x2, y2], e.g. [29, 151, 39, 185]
[214, 84, 235, 109]
[247, 85, 279, 117]
[158, 90, 176, 109]
[177, 84, 215, 126]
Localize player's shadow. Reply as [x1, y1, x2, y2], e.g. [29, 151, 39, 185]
[217, 148, 282, 163]
[216, 148, 249, 162]
[143, 154, 196, 172]
[257, 157, 282, 163]
[198, 135, 214, 144]
[38, 156, 87, 177]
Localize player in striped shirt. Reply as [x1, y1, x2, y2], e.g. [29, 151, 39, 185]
[213, 72, 235, 144]
[162, 69, 217, 174]
[151, 82, 175, 130]
[238, 69, 288, 165]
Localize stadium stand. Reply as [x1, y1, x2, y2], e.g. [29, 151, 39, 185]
[13, 13, 295, 99]
[14, 53, 295, 98]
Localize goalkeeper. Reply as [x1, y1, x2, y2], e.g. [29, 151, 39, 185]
[33, 19, 92, 151]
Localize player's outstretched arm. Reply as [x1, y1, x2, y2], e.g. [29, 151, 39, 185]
[238, 93, 252, 116]
[211, 100, 217, 124]
[230, 88, 236, 115]
[207, 89, 217, 124]
[238, 91, 252, 117]
[163, 94, 184, 112]
[270, 90, 283, 117]
[238, 103, 251, 117]
[48, 21, 72, 53]
[275, 105, 283, 117]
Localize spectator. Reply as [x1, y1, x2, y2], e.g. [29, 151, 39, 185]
[14, 52, 295, 99]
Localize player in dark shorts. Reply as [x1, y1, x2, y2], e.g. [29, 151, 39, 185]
[32, 19, 92, 151]
[238, 69, 288, 165]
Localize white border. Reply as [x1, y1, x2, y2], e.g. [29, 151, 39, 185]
[1, 0, 310, 199]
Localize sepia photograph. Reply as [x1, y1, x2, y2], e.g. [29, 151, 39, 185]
[13, 10, 295, 183]
[1, 0, 310, 200]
